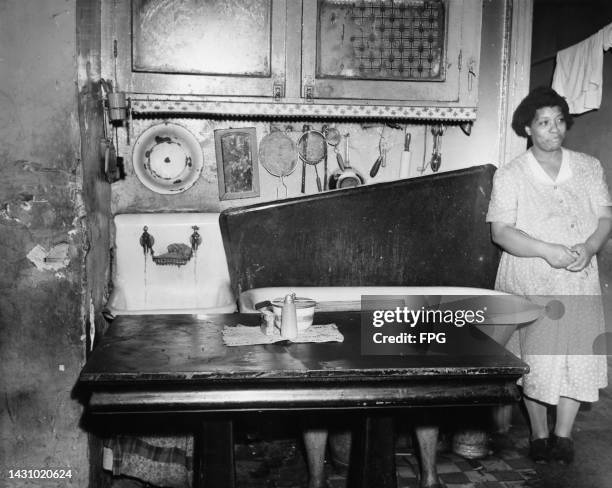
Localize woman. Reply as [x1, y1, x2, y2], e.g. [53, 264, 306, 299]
[486, 86, 611, 463]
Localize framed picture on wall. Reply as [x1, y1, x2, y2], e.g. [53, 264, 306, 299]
[214, 128, 260, 200]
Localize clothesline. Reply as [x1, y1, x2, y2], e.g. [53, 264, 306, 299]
[531, 53, 556, 67]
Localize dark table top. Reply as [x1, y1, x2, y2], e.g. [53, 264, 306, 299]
[78, 312, 527, 413]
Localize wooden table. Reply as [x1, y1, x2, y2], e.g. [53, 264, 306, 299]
[77, 312, 527, 488]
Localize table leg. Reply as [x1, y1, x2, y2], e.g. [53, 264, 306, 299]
[347, 415, 397, 488]
[193, 419, 235, 488]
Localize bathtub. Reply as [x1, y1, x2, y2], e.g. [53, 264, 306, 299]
[238, 286, 510, 312]
[239, 286, 543, 344]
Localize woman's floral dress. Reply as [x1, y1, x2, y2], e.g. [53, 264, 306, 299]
[486, 148, 609, 403]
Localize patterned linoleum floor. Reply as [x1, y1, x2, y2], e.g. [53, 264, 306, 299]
[232, 424, 541, 488]
[387, 441, 538, 488]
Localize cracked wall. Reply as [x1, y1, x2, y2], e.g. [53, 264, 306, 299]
[0, 1, 98, 485]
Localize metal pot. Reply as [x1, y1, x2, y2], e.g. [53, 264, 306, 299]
[328, 134, 364, 189]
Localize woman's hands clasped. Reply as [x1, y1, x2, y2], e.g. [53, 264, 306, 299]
[542, 242, 579, 269]
[565, 243, 594, 272]
[542, 242, 593, 271]
[490, 223, 599, 272]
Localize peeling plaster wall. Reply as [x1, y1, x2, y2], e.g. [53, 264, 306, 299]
[0, 1, 90, 485]
[76, 0, 111, 351]
[76, 0, 112, 486]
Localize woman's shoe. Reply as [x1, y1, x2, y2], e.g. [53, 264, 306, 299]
[529, 437, 550, 463]
[550, 435, 574, 464]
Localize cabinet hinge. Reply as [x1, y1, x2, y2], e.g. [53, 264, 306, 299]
[273, 81, 285, 102]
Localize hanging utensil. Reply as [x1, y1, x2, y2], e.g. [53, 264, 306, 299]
[297, 126, 327, 192]
[369, 127, 387, 178]
[369, 154, 383, 178]
[430, 124, 444, 172]
[324, 126, 345, 171]
[329, 134, 364, 189]
[321, 124, 333, 190]
[259, 128, 298, 199]
[100, 93, 122, 184]
[300, 125, 308, 193]
[380, 129, 388, 168]
[399, 130, 412, 178]
[435, 126, 443, 172]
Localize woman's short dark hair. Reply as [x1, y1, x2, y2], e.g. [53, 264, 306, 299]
[511, 86, 574, 137]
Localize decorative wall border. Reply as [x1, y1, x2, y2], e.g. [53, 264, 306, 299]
[129, 98, 477, 121]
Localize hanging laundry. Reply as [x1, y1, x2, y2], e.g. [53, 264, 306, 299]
[552, 22, 612, 114]
[604, 22, 612, 50]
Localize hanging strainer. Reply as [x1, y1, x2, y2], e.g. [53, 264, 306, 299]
[297, 126, 327, 192]
[259, 130, 298, 199]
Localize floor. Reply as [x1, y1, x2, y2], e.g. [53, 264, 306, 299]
[112, 357, 612, 488]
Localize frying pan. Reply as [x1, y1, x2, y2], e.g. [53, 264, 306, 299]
[328, 134, 364, 190]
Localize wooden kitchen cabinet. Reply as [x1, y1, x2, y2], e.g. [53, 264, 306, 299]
[105, 0, 288, 98]
[104, 0, 483, 120]
[301, 0, 481, 105]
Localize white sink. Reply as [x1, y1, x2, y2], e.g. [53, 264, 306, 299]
[105, 213, 236, 317]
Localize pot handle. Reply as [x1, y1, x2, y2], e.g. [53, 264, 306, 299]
[369, 155, 383, 178]
[336, 151, 346, 171]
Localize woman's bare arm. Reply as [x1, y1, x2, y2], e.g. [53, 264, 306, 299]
[490, 222, 577, 268]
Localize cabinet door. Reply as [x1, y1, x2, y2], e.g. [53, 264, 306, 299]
[301, 0, 477, 104]
[105, 0, 287, 98]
